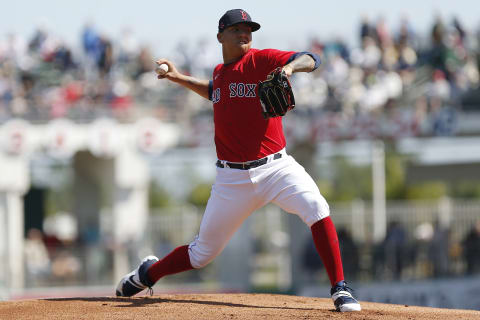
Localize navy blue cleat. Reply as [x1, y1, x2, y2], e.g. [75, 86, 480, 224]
[330, 281, 361, 312]
[116, 255, 159, 297]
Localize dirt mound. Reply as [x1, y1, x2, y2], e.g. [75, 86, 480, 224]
[1, 293, 479, 319]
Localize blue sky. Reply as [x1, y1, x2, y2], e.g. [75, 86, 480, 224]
[2, 0, 479, 55]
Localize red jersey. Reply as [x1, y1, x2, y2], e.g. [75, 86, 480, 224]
[211, 48, 295, 162]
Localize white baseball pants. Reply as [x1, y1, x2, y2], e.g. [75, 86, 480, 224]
[187, 149, 330, 268]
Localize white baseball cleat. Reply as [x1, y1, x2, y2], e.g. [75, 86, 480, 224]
[115, 255, 159, 297]
[330, 281, 361, 312]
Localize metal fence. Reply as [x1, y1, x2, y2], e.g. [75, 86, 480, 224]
[17, 198, 480, 292]
[327, 198, 479, 282]
[140, 198, 480, 290]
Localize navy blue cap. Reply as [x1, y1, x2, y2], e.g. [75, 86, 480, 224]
[218, 9, 261, 33]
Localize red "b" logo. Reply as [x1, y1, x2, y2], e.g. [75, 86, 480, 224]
[241, 11, 247, 20]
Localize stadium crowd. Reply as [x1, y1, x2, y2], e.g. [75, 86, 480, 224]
[0, 15, 479, 137]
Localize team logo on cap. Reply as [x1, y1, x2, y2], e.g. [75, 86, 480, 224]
[241, 10, 247, 20]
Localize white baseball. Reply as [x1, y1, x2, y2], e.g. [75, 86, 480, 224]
[155, 63, 169, 76]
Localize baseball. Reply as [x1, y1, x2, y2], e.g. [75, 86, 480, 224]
[155, 63, 169, 76]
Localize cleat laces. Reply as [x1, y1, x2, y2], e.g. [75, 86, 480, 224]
[147, 287, 154, 296]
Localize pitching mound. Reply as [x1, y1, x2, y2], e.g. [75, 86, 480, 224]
[1, 293, 479, 319]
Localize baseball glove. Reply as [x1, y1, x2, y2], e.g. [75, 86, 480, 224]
[258, 67, 295, 119]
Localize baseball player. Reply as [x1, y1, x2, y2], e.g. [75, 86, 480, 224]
[116, 9, 361, 312]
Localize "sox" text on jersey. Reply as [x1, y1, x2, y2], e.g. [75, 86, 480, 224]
[229, 83, 257, 98]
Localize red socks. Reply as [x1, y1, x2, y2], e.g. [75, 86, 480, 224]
[310, 216, 344, 286]
[147, 245, 194, 284]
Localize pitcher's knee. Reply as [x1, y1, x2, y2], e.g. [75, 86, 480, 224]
[188, 241, 221, 269]
[300, 194, 330, 227]
[189, 252, 215, 269]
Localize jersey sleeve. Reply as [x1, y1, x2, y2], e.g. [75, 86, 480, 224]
[208, 80, 213, 101]
[286, 51, 321, 71]
[210, 64, 223, 101]
[256, 48, 296, 72]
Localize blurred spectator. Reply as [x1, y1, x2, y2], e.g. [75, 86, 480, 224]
[375, 16, 391, 48]
[337, 228, 360, 280]
[374, 221, 408, 280]
[43, 212, 82, 283]
[97, 35, 113, 77]
[396, 33, 417, 73]
[50, 249, 82, 281]
[431, 15, 446, 48]
[428, 221, 450, 277]
[359, 15, 377, 42]
[385, 221, 408, 279]
[452, 16, 466, 45]
[81, 22, 100, 61]
[52, 41, 76, 71]
[24, 228, 51, 285]
[462, 220, 480, 275]
[427, 69, 450, 103]
[351, 36, 382, 69]
[412, 222, 434, 277]
[395, 15, 416, 48]
[133, 45, 154, 80]
[29, 27, 47, 54]
[302, 234, 323, 274]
